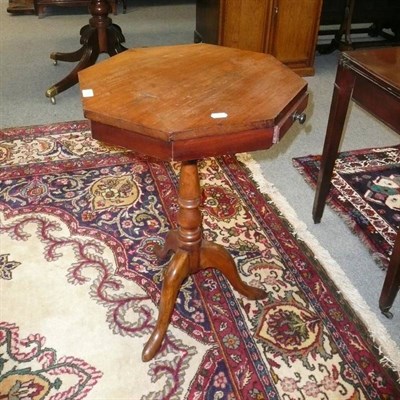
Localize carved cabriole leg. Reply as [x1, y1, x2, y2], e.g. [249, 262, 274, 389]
[142, 160, 267, 361]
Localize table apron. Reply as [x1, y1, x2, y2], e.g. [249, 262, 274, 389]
[352, 74, 400, 135]
[90, 120, 277, 161]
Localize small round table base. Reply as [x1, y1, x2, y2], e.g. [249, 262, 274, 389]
[142, 161, 267, 362]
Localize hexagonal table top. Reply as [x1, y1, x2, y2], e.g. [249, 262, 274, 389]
[79, 43, 308, 161]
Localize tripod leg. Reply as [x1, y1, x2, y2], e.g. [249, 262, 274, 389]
[200, 241, 267, 300]
[46, 45, 99, 103]
[50, 46, 86, 65]
[142, 250, 190, 362]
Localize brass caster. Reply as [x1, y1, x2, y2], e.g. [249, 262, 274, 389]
[46, 86, 58, 105]
[50, 52, 58, 65]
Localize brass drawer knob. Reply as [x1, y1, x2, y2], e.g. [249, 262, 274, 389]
[293, 111, 306, 124]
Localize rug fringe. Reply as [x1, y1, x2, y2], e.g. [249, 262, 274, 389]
[237, 152, 400, 379]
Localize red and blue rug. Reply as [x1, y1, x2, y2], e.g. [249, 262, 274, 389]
[293, 145, 400, 270]
[1, 122, 399, 399]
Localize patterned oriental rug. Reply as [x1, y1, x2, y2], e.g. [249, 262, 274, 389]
[293, 145, 400, 270]
[1, 122, 400, 399]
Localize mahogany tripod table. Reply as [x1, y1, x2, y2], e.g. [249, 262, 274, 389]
[45, 0, 126, 104]
[78, 43, 308, 361]
[312, 47, 400, 318]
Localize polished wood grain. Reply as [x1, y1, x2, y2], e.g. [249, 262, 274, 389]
[79, 44, 307, 152]
[221, 0, 270, 53]
[268, 0, 322, 72]
[312, 47, 400, 318]
[348, 48, 400, 93]
[195, 0, 323, 76]
[79, 43, 308, 361]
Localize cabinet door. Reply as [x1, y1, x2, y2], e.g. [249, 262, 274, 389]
[267, 0, 322, 73]
[195, 0, 221, 44]
[221, 0, 272, 52]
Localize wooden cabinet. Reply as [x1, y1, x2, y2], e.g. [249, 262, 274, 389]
[195, 0, 323, 76]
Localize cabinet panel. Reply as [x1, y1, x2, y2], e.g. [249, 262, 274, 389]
[221, 0, 270, 52]
[268, 0, 322, 70]
[195, 0, 221, 44]
[195, 0, 322, 76]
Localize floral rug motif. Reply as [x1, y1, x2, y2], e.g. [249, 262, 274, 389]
[1, 122, 399, 399]
[293, 145, 400, 269]
[0, 322, 102, 400]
